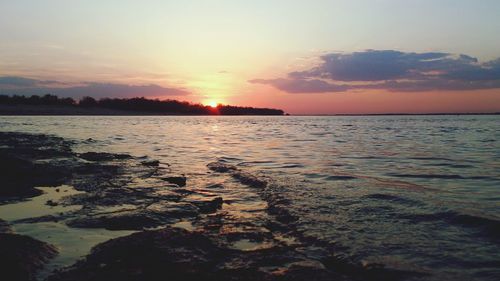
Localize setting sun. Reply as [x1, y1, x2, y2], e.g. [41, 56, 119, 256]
[205, 100, 219, 107]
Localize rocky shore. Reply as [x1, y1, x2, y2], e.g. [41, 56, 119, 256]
[0, 132, 416, 281]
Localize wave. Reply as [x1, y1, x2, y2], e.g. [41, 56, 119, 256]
[425, 163, 474, 168]
[387, 173, 496, 180]
[325, 175, 357, 181]
[408, 156, 454, 161]
[400, 211, 500, 240]
[362, 193, 420, 205]
[207, 162, 267, 188]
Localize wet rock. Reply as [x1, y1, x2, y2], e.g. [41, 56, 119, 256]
[162, 176, 187, 187]
[66, 210, 163, 230]
[206, 183, 224, 189]
[146, 201, 199, 218]
[0, 232, 58, 281]
[0, 132, 132, 201]
[270, 260, 330, 281]
[0, 219, 12, 233]
[46, 199, 58, 206]
[207, 162, 237, 173]
[192, 197, 223, 214]
[13, 215, 62, 224]
[0, 151, 71, 200]
[47, 227, 230, 281]
[232, 171, 267, 188]
[46, 226, 342, 281]
[67, 201, 200, 231]
[0, 152, 43, 198]
[141, 159, 160, 167]
[207, 162, 267, 188]
[79, 152, 131, 161]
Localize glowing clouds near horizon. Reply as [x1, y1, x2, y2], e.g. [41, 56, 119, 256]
[249, 50, 500, 93]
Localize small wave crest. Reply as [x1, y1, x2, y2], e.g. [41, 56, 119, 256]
[387, 173, 496, 180]
[400, 211, 500, 240]
[362, 193, 420, 205]
[207, 161, 267, 188]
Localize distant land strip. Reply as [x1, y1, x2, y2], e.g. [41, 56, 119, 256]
[0, 95, 285, 116]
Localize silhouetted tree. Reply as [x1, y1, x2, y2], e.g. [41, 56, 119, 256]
[79, 96, 98, 107]
[0, 94, 284, 115]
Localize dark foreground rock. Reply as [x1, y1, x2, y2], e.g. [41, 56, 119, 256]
[47, 227, 332, 281]
[0, 132, 225, 233]
[208, 162, 267, 188]
[0, 220, 58, 281]
[0, 133, 74, 199]
[78, 152, 132, 161]
[66, 202, 199, 230]
[0, 218, 12, 233]
[162, 176, 187, 187]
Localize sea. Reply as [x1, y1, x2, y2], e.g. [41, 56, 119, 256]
[1, 115, 499, 280]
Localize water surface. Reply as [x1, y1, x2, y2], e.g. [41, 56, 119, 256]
[1, 115, 499, 280]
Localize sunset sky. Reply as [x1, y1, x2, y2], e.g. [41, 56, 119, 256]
[1, 0, 500, 114]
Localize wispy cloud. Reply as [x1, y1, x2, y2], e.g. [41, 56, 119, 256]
[250, 50, 500, 93]
[0, 76, 190, 98]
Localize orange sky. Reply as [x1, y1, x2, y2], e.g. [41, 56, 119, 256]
[1, 1, 500, 114]
[230, 88, 500, 115]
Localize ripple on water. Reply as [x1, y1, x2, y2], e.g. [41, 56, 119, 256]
[1, 115, 499, 280]
[399, 210, 500, 236]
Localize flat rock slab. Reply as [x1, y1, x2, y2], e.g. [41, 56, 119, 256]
[47, 227, 334, 281]
[162, 176, 187, 187]
[0, 232, 58, 281]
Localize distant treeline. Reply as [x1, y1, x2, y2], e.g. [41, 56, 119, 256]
[0, 94, 284, 115]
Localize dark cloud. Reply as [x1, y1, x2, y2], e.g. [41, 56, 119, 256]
[249, 78, 349, 93]
[250, 50, 500, 93]
[0, 76, 39, 87]
[0, 76, 190, 98]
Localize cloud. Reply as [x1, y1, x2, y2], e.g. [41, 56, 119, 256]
[0, 76, 190, 98]
[0, 76, 39, 87]
[249, 78, 349, 93]
[250, 50, 500, 93]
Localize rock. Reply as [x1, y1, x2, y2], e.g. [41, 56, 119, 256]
[192, 197, 223, 214]
[0, 152, 43, 198]
[79, 152, 131, 161]
[206, 162, 266, 188]
[141, 159, 160, 166]
[0, 233, 58, 281]
[146, 202, 199, 218]
[0, 219, 12, 233]
[67, 201, 200, 231]
[67, 211, 162, 230]
[161, 176, 187, 187]
[206, 183, 224, 189]
[46, 227, 339, 281]
[47, 227, 230, 281]
[207, 162, 237, 173]
[232, 171, 267, 188]
[46, 199, 58, 206]
[0, 151, 72, 199]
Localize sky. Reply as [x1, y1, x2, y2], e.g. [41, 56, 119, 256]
[1, 0, 500, 114]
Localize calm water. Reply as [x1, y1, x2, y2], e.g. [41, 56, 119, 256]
[1, 115, 499, 280]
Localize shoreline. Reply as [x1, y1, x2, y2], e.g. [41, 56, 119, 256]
[0, 105, 498, 116]
[0, 105, 284, 116]
[0, 131, 409, 281]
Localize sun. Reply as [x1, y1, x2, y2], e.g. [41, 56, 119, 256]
[207, 100, 218, 108]
[203, 98, 226, 108]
